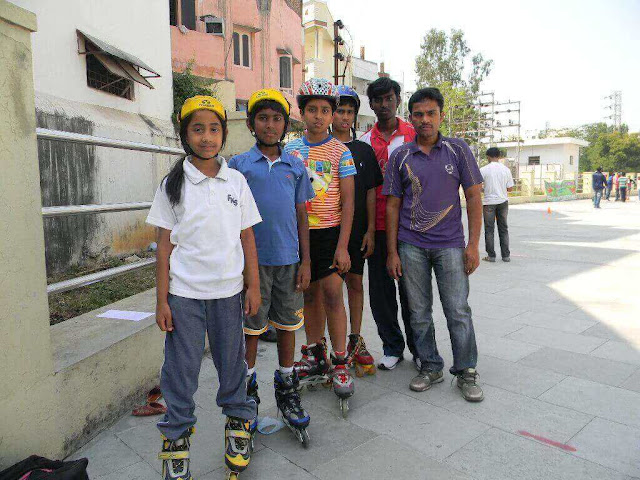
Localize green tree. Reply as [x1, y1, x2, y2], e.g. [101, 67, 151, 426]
[172, 61, 217, 129]
[415, 29, 493, 95]
[589, 132, 640, 172]
[414, 29, 493, 145]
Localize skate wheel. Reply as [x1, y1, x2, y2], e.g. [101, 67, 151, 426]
[366, 364, 377, 376]
[226, 469, 240, 479]
[339, 398, 349, 419]
[301, 428, 311, 448]
[355, 364, 364, 378]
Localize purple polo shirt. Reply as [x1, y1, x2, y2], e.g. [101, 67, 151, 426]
[382, 134, 482, 249]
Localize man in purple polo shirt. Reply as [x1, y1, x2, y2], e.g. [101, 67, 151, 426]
[383, 87, 484, 402]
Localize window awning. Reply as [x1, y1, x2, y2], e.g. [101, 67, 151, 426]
[77, 29, 160, 89]
[276, 47, 301, 65]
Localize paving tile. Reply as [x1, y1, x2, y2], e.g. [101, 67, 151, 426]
[590, 340, 640, 366]
[475, 332, 543, 362]
[581, 323, 640, 345]
[618, 368, 640, 393]
[257, 401, 377, 472]
[446, 428, 631, 480]
[109, 406, 165, 436]
[539, 377, 640, 427]
[443, 384, 592, 443]
[569, 417, 640, 478]
[299, 373, 391, 413]
[346, 392, 490, 461]
[468, 302, 529, 320]
[116, 406, 236, 477]
[497, 285, 564, 303]
[506, 326, 606, 354]
[510, 310, 595, 333]
[69, 432, 142, 478]
[479, 354, 566, 397]
[313, 435, 474, 480]
[200, 447, 318, 480]
[471, 315, 525, 338]
[94, 461, 158, 480]
[518, 347, 638, 387]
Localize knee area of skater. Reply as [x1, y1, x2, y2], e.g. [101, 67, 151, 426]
[345, 274, 364, 294]
[321, 288, 345, 312]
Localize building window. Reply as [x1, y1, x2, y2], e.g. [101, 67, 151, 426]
[236, 99, 248, 112]
[279, 56, 292, 89]
[569, 155, 574, 165]
[86, 54, 134, 100]
[233, 32, 240, 65]
[169, 0, 177, 26]
[181, 0, 196, 30]
[528, 156, 540, 166]
[233, 32, 251, 67]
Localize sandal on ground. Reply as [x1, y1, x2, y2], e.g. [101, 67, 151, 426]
[132, 402, 167, 416]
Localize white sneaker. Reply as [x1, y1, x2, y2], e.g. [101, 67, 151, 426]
[378, 355, 403, 370]
[414, 357, 422, 371]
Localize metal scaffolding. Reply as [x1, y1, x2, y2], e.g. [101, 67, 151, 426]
[448, 92, 522, 165]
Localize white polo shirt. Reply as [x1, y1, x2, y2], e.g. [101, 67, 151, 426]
[146, 156, 262, 300]
[480, 161, 514, 206]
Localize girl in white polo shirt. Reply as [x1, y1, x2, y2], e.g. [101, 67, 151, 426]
[147, 96, 262, 480]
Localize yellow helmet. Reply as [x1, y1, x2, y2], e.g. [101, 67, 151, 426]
[178, 95, 226, 123]
[248, 89, 290, 116]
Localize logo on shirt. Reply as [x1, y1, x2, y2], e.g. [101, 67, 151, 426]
[445, 164, 454, 175]
[227, 194, 238, 206]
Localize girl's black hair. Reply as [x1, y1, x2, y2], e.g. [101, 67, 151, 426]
[164, 111, 228, 206]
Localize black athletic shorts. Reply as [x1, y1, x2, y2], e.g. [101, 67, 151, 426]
[309, 227, 341, 282]
[348, 233, 366, 276]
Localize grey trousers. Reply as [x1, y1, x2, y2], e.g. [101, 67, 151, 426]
[157, 293, 257, 440]
[483, 201, 510, 259]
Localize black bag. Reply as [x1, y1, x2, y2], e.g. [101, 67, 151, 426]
[0, 456, 89, 480]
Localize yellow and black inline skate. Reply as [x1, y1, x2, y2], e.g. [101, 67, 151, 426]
[158, 427, 194, 480]
[224, 416, 253, 479]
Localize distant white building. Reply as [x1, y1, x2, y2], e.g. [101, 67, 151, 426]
[351, 54, 377, 134]
[497, 137, 589, 178]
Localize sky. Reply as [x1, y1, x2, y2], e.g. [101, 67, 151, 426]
[323, 0, 640, 134]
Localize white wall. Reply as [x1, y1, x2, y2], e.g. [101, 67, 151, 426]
[10, 0, 174, 120]
[9, 0, 178, 273]
[507, 143, 580, 175]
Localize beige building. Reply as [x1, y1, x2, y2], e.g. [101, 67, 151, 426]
[302, 0, 352, 85]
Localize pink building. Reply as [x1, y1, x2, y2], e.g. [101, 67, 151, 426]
[170, 0, 304, 120]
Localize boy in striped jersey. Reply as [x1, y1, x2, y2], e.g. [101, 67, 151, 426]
[285, 79, 357, 409]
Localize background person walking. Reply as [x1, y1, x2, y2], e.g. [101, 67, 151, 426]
[592, 166, 607, 209]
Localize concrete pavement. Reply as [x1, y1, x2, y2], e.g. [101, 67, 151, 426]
[70, 198, 640, 479]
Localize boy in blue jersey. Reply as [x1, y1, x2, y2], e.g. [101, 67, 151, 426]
[229, 89, 314, 443]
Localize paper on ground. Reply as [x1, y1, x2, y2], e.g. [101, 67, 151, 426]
[97, 309, 154, 322]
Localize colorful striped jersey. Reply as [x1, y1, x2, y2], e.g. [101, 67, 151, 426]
[284, 135, 356, 229]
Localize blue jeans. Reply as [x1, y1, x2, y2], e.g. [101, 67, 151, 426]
[398, 243, 478, 374]
[157, 293, 256, 440]
[593, 189, 603, 208]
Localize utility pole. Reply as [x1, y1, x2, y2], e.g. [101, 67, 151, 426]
[605, 91, 622, 131]
[333, 19, 344, 85]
